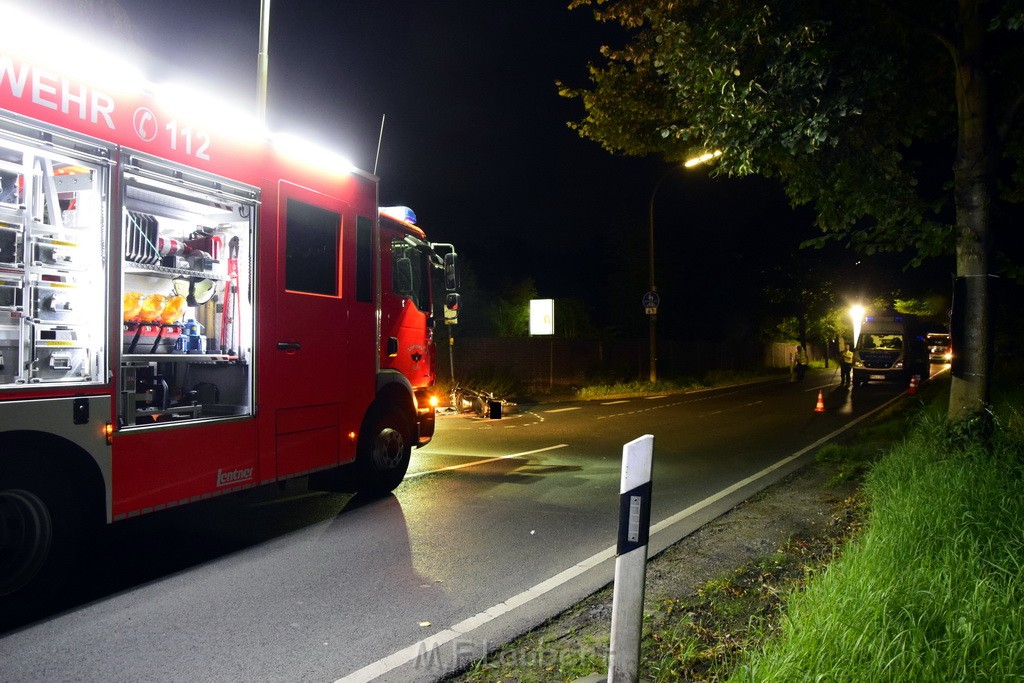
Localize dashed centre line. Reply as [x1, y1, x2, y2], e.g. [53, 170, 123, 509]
[596, 395, 761, 420]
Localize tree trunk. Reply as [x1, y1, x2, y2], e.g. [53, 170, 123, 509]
[947, 0, 993, 422]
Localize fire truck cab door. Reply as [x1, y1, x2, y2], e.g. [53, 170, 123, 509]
[274, 182, 349, 478]
[380, 223, 433, 386]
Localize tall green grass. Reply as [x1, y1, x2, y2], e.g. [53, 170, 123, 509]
[733, 396, 1024, 681]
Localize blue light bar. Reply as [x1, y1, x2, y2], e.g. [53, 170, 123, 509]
[380, 206, 417, 224]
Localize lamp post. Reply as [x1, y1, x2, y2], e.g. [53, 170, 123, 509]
[646, 151, 722, 383]
[646, 169, 673, 383]
[257, 0, 272, 123]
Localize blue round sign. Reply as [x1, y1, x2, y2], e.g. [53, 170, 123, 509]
[642, 291, 660, 310]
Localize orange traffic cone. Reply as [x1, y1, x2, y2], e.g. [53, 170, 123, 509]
[908, 375, 919, 395]
[814, 389, 826, 413]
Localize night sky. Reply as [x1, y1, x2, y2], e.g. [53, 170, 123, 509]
[30, 0, 954, 337]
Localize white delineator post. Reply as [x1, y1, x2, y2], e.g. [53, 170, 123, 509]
[607, 434, 654, 682]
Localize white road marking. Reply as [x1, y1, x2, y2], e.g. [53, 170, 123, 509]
[405, 444, 569, 479]
[601, 400, 630, 405]
[643, 395, 667, 400]
[336, 391, 905, 683]
[544, 407, 581, 413]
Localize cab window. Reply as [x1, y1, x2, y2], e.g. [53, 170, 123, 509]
[285, 199, 339, 296]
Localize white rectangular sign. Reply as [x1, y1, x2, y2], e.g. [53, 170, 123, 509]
[529, 298, 554, 336]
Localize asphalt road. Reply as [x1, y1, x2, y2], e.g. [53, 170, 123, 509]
[0, 370, 911, 682]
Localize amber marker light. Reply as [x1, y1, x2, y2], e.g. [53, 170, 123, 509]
[428, 395, 440, 409]
[104, 422, 114, 445]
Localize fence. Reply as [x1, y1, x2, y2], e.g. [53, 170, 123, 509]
[437, 336, 820, 391]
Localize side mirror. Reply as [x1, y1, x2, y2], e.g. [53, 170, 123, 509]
[395, 257, 413, 296]
[444, 252, 459, 291]
[444, 292, 460, 325]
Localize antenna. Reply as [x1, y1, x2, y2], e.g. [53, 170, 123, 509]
[373, 113, 386, 176]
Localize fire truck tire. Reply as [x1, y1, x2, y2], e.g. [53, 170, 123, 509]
[355, 409, 412, 495]
[0, 462, 84, 615]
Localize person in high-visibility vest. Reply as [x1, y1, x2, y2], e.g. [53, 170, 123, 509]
[840, 341, 854, 385]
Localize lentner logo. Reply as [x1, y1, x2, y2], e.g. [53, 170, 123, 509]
[216, 467, 254, 487]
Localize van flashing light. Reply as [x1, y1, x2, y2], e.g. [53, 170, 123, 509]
[381, 206, 417, 224]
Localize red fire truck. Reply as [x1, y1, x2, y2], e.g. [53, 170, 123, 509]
[0, 20, 458, 606]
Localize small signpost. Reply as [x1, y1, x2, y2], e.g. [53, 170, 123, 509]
[530, 299, 555, 389]
[642, 291, 660, 315]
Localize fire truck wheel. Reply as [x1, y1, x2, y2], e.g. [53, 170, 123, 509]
[356, 410, 413, 496]
[0, 463, 83, 614]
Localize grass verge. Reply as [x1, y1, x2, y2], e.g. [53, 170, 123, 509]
[574, 369, 789, 400]
[640, 521, 864, 682]
[733, 382, 1024, 681]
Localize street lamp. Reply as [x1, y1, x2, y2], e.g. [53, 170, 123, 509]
[646, 150, 723, 383]
[850, 304, 865, 348]
[684, 150, 723, 167]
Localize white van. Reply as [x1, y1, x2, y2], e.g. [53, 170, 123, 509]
[853, 315, 929, 386]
